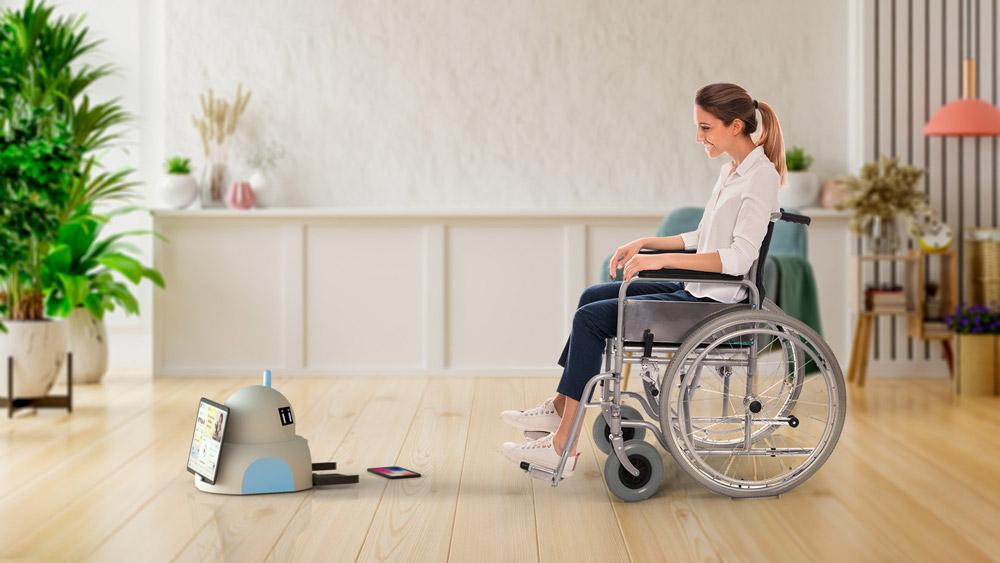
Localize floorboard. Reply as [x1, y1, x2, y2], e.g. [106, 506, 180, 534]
[0, 376, 994, 562]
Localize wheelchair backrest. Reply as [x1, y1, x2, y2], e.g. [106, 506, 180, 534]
[748, 220, 776, 302]
[753, 210, 812, 302]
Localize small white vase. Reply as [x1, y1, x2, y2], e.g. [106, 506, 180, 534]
[780, 171, 820, 210]
[248, 170, 273, 207]
[160, 173, 199, 209]
[0, 319, 68, 398]
[65, 308, 108, 384]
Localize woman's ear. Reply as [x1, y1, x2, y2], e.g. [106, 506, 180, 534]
[730, 119, 744, 136]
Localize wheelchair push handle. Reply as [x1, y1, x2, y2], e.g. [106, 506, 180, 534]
[775, 209, 811, 226]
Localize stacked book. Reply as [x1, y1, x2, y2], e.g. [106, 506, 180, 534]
[922, 321, 951, 338]
[865, 286, 909, 313]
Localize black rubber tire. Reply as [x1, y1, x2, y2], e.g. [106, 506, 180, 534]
[603, 440, 664, 502]
[592, 404, 646, 454]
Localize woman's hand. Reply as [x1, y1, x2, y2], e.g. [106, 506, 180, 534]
[622, 253, 669, 282]
[608, 238, 647, 280]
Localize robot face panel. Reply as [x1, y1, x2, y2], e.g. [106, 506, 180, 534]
[224, 385, 297, 443]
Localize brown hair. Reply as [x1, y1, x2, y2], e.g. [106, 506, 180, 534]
[695, 83, 786, 185]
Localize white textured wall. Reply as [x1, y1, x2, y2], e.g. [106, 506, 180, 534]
[165, 0, 850, 209]
[0, 0, 854, 377]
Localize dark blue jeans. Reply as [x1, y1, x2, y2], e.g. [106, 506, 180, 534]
[556, 281, 713, 401]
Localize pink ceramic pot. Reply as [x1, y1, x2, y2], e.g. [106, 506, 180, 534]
[225, 180, 256, 210]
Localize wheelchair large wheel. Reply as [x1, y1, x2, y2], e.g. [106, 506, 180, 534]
[667, 323, 806, 449]
[660, 309, 846, 498]
[603, 440, 663, 502]
[592, 404, 646, 454]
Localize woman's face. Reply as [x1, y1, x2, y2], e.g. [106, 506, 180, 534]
[694, 104, 741, 159]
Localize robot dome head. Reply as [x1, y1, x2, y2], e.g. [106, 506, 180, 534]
[223, 383, 297, 444]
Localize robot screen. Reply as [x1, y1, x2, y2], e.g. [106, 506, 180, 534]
[187, 398, 230, 484]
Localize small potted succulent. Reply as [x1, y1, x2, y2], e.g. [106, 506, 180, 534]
[159, 156, 198, 209]
[946, 303, 1000, 396]
[781, 146, 819, 209]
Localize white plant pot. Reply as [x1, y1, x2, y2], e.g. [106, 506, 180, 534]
[780, 171, 820, 210]
[160, 173, 199, 209]
[64, 308, 108, 384]
[0, 319, 68, 398]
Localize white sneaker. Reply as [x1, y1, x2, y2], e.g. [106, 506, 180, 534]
[500, 433, 579, 477]
[500, 397, 561, 433]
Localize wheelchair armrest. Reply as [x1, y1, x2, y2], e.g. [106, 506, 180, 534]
[776, 210, 812, 226]
[638, 249, 696, 255]
[637, 268, 745, 282]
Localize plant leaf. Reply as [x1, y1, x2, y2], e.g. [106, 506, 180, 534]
[45, 242, 72, 272]
[96, 252, 142, 283]
[142, 266, 165, 288]
[57, 271, 89, 307]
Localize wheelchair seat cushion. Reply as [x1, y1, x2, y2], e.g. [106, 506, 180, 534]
[622, 300, 750, 345]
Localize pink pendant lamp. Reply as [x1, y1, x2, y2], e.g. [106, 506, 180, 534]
[924, 0, 1000, 136]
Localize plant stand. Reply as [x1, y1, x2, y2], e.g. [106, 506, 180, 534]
[0, 353, 73, 418]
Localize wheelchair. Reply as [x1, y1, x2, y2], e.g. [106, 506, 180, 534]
[520, 211, 846, 501]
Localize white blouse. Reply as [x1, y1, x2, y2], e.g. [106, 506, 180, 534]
[678, 145, 781, 304]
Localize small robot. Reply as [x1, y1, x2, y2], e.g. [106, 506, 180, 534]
[194, 370, 357, 495]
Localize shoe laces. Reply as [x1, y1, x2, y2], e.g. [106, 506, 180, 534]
[521, 398, 556, 418]
[522, 435, 577, 469]
[523, 434, 554, 450]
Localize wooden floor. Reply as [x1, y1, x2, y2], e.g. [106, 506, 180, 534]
[1, 376, 998, 562]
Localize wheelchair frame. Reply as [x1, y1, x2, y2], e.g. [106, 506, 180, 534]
[521, 211, 841, 498]
[524, 276, 762, 486]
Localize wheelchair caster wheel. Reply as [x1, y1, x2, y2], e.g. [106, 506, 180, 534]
[592, 405, 646, 455]
[603, 440, 663, 502]
[788, 415, 799, 428]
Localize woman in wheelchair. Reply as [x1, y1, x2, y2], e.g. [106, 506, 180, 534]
[498, 83, 846, 501]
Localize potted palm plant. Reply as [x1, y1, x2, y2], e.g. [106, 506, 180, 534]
[44, 207, 164, 383]
[2, 0, 162, 390]
[0, 118, 79, 397]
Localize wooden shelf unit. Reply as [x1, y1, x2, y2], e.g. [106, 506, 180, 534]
[907, 249, 958, 341]
[848, 250, 957, 386]
[854, 253, 919, 316]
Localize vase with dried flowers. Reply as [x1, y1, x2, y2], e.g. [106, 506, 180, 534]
[192, 84, 251, 207]
[836, 156, 926, 255]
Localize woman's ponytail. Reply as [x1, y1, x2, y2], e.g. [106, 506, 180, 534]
[756, 100, 786, 185]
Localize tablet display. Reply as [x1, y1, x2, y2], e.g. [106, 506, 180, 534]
[187, 398, 230, 484]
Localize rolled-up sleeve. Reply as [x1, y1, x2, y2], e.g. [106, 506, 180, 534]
[679, 228, 700, 250]
[716, 169, 779, 276]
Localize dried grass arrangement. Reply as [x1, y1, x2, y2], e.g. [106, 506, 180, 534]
[837, 156, 926, 235]
[191, 84, 252, 204]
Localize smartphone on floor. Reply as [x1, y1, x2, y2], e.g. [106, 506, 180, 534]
[367, 466, 421, 479]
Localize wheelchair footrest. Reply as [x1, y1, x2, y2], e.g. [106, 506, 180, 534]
[520, 462, 560, 484]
